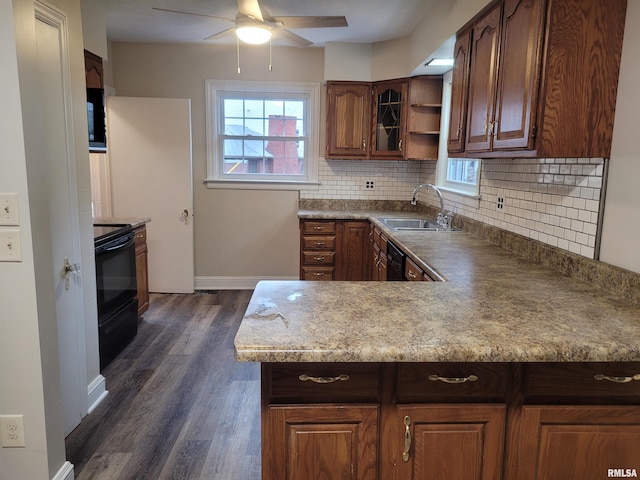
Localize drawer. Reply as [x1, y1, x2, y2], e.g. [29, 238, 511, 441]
[134, 226, 146, 246]
[372, 228, 387, 253]
[397, 363, 509, 403]
[302, 235, 336, 250]
[301, 267, 334, 281]
[302, 221, 336, 235]
[302, 251, 335, 266]
[265, 363, 381, 403]
[525, 362, 640, 403]
[405, 257, 423, 281]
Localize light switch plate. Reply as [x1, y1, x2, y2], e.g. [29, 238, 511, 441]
[0, 229, 22, 262]
[0, 193, 20, 226]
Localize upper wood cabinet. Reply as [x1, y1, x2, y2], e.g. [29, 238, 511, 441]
[449, 0, 627, 158]
[326, 82, 372, 159]
[447, 29, 472, 154]
[406, 76, 443, 160]
[84, 50, 104, 89]
[371, 79, 408, 159]
[326, 78, 443, 160]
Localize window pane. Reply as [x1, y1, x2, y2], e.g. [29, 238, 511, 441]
[244, 99, 263, 118]
[210, 82, 315, 183]
[264, 140, 304, 175]
[244, 118, 265, 136]
[447, 159, 479, 185]
[265, 100, 283, 116]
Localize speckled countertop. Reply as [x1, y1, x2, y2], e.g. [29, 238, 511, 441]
[234, 210, 640, 363]
[94, 216, 151, 229]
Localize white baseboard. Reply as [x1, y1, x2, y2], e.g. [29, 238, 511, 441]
[87, 374, 108, 414]
[194, 275, 297, 290]
[52, 461, 74, 480]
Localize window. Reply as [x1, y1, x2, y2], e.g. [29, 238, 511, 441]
[436, 70, 481, 197]
[205, 80, 319, 189]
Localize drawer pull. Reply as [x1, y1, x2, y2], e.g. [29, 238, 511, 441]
[313, 225, 326, 231]
[407, 270, 417, 279]
[298, 374, 350, 384]
[313, 256, 326, 262]
[594, 373, 640, 383]
[428, 374, 478, 384]
[402, 416, 411, 462]
[313, 241, 326, 247]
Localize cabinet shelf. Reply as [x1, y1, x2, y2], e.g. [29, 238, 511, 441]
[411, 103, 442, 108]
[410, 130, 440, 135]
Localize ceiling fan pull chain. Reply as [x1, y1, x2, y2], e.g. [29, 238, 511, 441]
[269, 37, 272, 72]
[237, 35, 241, 75]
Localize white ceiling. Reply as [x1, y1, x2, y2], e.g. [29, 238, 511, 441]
[104, 0, 441, 47]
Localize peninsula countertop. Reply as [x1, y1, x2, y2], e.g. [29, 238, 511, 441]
[234, 211, 640, 364]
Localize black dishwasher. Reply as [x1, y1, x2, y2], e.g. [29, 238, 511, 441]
[387, 241, 406, 281]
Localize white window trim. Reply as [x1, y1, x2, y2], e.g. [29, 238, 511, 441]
[436, 70, 481, 198]
[204, 79, 320, 190]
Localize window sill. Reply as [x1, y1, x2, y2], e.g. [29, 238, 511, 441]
[204, 178, 321, 191]
[437, 185, 482, 200]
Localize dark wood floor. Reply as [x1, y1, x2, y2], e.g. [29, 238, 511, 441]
[65, 291, 261, 480]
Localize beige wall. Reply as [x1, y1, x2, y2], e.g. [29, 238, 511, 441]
[2, 0, 94, 477]
[599, 0, 640, 273]
[110, 43, 323, 285]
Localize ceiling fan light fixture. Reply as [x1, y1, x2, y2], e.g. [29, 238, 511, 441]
[425, 58, 454, 67]
[236, 24, 272, 44]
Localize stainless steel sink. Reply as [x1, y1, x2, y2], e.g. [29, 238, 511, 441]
[378, 217, 459, 231]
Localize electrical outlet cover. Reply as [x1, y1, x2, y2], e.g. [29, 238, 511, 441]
[1, 415, 25, 447]
[0, 229, 22, 262]
[0, 193, 20, 226]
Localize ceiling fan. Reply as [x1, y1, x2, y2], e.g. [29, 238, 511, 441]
[153, 0, 348, 47]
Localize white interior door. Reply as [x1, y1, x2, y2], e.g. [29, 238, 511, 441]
[107, 97, 194, 293]
[35, 3, 86, 435]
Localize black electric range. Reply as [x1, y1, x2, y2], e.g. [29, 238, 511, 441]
[93, 224, 133, 247]
[93, 222, 138, 369]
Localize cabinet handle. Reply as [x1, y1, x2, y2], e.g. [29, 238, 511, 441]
[313, 225, 326, 231]
[402, 416, 411, 462]
[362, 139, 366, 150]
[312, 272, 326, 278]
[428, 374, 478, 384]
[398, 139, 403, 151]
[313, 256, 326, 262]
[407, 270, 417, 279]
[298, 374, 350, 384]
[594, 373, 640, 383]
[313, 241, 326, 246]
[492, 120, 499, 137]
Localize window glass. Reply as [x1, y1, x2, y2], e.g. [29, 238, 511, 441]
[205, 80, 319, 188]
[436, 70, 481, 197]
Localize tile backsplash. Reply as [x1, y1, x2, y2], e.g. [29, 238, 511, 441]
[302, 156, 605, 259]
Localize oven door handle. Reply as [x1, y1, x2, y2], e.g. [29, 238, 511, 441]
[95, 234, 136, 254]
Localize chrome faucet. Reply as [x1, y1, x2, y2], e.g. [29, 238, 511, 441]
[410, 183, 453, 229]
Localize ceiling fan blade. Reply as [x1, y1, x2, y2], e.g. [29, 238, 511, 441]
[271, 16, 348, 29]
[237, 0, 264, 22]
[203, 27, 235, 41]
[275, 29, 313, 48]
[152, 7, 234, 23]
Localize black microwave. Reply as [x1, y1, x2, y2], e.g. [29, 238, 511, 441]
[87, 87, 106, 151]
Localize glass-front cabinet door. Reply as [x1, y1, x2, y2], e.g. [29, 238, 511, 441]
[371, 80, 408, 158]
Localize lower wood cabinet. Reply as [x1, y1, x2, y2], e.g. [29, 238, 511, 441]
[262, 362, 640, 480]
[300, 219, 370, 281]
[511, 406, 640, 480]
[263, 405, 379, 480]
[134, 225, 149, 317]
[390, 405, 505, 480]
